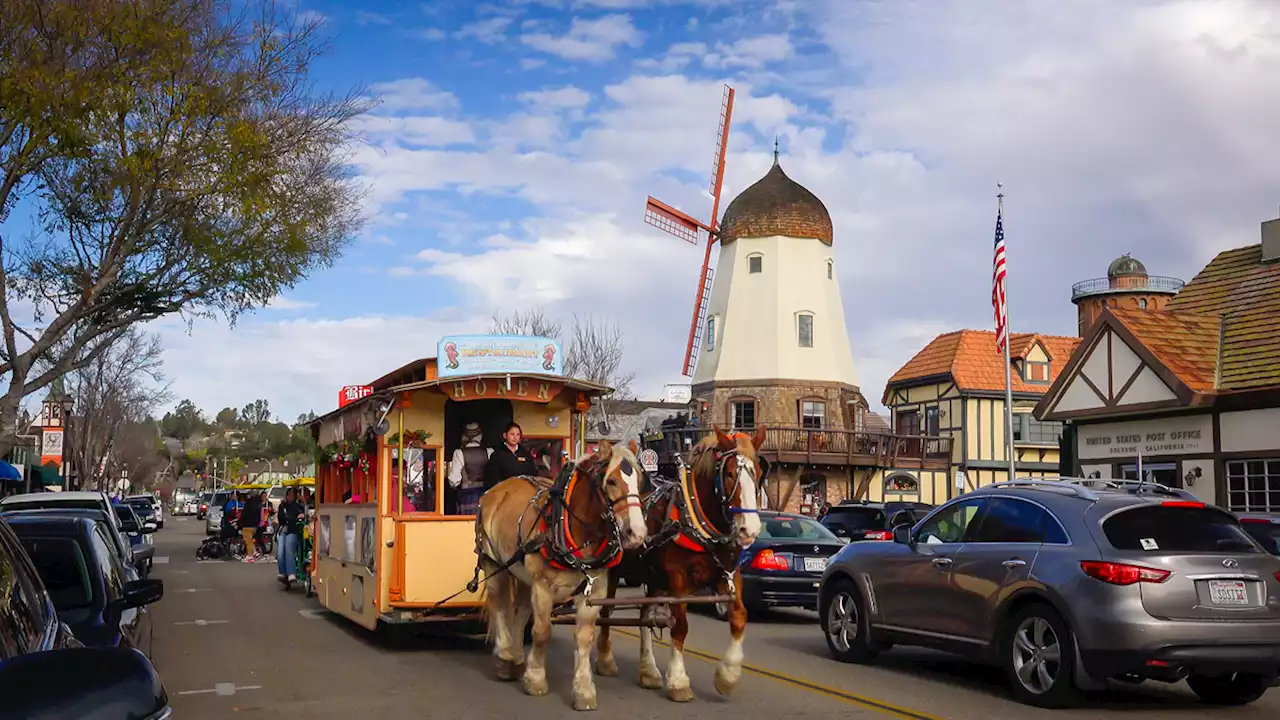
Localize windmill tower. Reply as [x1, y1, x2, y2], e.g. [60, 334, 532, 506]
[644, 88, 865, 434]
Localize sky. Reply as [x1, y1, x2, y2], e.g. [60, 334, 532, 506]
[148, 0, 1280, 422]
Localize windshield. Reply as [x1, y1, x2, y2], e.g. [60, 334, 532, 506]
[210, 492, 230, 507]
[1104, 505, 1261, 553]
[1239, 521, 1280, 555]
[127, 501, 155, 518]
[17, 536, 95, 622]
[112, 507, 140, 532]
[268, 487, 286, 500]
[820, 507, 887, 531]
[760, 516, 839, 540]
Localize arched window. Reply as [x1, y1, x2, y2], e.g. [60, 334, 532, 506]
[747, 253, 763, 274]
[827, 259, 833, 280]
[884, 473, 920, 495]
[706, 315, 717, 352]
[796, 312, 814, 348]
[1138, 298, 1148, 309]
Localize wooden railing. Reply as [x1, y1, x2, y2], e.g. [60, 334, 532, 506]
[641, 426, 952, 468]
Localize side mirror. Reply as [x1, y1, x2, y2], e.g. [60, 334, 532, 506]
[892, 524, 913, 545]
[0, 647, 169, 718]
[120, 578, 164, 609]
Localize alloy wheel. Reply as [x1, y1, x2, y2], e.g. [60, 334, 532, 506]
[826, 591, 858, 652]
[1011, 616, 1061, 695]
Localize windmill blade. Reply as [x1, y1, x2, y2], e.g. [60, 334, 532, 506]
[707, 85, 735, 203]
[644, 196, 706, 245]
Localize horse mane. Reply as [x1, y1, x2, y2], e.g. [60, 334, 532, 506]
[689, 431, 756, 480]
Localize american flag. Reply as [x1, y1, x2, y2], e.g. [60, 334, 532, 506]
[991, 201, 1008, 353]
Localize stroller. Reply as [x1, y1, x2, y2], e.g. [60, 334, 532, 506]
[196, 532, 246, 560]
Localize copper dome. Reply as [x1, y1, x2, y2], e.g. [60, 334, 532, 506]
[1107, 254, 1147, 278]
[718, 160, 833, 245]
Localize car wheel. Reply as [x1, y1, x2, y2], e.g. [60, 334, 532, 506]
[1002, 604, 1081, 708]
[1187, 673, 1270, 706]
[820, 578, 877, 663]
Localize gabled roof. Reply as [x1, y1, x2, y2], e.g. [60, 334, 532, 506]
[1107, 308, 1220, 393]
[884, 330, 1080, 403]
[1165, 244, 1280, 391]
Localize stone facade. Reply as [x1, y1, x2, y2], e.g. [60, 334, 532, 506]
[692, 380, 864, 431]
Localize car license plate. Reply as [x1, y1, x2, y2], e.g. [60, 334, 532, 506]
[1208, 580, 1249, 606]
[803, 557, 827, 573]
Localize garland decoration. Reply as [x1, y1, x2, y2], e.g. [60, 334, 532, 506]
[387, 429, 433, 449]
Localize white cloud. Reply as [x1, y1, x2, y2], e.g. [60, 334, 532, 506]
[456, 16, 514, 44]
[350, 115, 476, 147]
[517, 86, 592, 112]
[355, 10, 392, 26]
[703, 34, 794, 68]
[367, 78, 459, 112]
[521, 14, 643, 61]
[418, 27, 447, 41]
[265, 296, 318, 311]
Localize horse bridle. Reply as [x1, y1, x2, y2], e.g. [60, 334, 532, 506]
[712, 449, 767, 521]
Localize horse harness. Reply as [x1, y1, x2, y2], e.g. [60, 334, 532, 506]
[645, 446, 769, 556]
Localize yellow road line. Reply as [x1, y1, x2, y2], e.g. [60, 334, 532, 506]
[614, 628, 942, 720]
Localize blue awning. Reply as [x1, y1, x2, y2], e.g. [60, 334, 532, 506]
[0, 460, 22, 482]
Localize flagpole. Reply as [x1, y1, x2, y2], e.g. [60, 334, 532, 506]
[999, 190, 1016, 482]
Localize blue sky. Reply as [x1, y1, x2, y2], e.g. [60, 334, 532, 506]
[138, 0, 1280, 422]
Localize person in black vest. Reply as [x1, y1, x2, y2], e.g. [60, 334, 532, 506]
[484, 422, 538, 491]
[448, 422, 492, 515]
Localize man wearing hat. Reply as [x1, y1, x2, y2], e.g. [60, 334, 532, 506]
[448, 422, 492, 515]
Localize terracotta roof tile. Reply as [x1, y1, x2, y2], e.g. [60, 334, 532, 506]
[1165, 244, 1280, 391]
[1108, 308, 1221, 393]
[885, 330, 1080, 401]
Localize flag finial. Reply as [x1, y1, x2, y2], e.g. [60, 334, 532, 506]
[773, 136, 779, 165]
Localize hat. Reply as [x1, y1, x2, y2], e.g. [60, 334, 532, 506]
[461, 422, 483, 443]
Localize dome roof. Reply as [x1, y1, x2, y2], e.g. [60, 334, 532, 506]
[1107, 254, 1147, 278]
[718, 159, 833, 245]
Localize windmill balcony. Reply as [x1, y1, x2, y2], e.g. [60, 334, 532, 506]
[641, 426, 952, 471]
[1070, 275, 1185, 300]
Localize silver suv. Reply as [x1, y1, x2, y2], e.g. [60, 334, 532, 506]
[818, 478, 1280, 708]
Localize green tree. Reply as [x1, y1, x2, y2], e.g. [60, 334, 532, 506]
[214, 407, 240, 428]
[240, 399, 271, 427]
[160, 399, 206, 440]
[0, 0, 367, 454]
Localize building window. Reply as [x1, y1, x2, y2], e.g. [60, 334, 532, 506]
[827, 260, 833, 280]
[1023, 360, 1049, 383]
[797, 313, 813, 347]
[731, 399, 756, 430]
[895, 409, 920, 436]
[800, 400, 825, 429]
[1226, 459, 1280, 513]
[748, 254, 762, 274]
[925, 406, 940, 436]
[1014, 415, 1063, 444]
[705, 315, 716, 352]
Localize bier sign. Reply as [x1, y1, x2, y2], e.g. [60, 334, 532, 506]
[338, 385, 373, 408]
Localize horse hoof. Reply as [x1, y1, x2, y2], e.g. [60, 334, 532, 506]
[495, 658, 519, 681]
[572, 693, 599, 711]
[667, 686, 695, 703]
[595, 658, 619, 677]
[638, 672, 664, 689]
[714, 667, 740, 696]
[522, 676, 549, 697]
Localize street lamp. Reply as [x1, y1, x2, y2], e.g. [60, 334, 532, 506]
[120, 463, 129, 497]
[60, 397, 74, 491]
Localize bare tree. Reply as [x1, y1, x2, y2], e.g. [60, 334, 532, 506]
[0, 1, 368, 454]
[64, 328, 172, 490]
[489, 307, 562, 339]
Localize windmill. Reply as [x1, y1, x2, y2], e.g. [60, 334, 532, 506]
[643, 84, 735, 377]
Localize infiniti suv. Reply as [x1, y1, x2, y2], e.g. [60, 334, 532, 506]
[818, 478, 1280, 708]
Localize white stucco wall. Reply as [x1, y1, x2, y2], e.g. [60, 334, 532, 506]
[692, 234, 859, 387]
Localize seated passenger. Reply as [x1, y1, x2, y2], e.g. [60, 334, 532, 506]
[448, 422, 491, 515]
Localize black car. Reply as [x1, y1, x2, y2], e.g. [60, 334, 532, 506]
[1237, 514, 1280, 554]
[715, 511, 846, 618]
[1, 507, 144, 580]
[819, 500, 934, 541]
[0, 517, 82, 657]
[7, 515, 162, 657]
[0, 646, 171, 719]
[126, 498, 160, 528]
[114, 504, 157, 576]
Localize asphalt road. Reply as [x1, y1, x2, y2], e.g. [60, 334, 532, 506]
[149, 516, 1280, 719]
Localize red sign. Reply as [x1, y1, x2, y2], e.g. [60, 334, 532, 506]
[338, 385, 373, 408]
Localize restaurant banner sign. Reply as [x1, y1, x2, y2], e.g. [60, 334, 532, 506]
[1077, 415, 1213, 459]
[437, 335, 563, 379]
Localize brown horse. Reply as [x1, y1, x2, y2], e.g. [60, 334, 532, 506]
[475, 440, 648, 711]
[596, 426, 766, 702]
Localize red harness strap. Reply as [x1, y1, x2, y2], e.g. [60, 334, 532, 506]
[539, 468, 623, 570]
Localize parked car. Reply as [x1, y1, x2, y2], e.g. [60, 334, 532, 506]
[819, 478, 1280, 708]
[182, 496, 200, 515]
[127, 494, 164, 529]
[0, 491, 129, 545]
[1237, 513, 1280, 555]
[205, 490, 233, 536]
[820, 500, 934, 541]
[7, 515, 162, 658]
[0, 646, 171, 720]
[113, 504, 157, 576]
[0, 515, 81, 658]
[0, 505, 142, 580]
[711, 511, 846, 619]
[196, 491, 213, 520]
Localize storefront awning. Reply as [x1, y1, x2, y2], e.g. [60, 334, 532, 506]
[28, 464, 61, 487]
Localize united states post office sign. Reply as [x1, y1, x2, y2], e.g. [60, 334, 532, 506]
[1076, 415, 1212, 459]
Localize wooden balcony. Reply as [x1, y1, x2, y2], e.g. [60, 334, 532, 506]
[641, 426, 952, 471]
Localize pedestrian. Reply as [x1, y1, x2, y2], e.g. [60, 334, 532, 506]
[276, 487, 304, 583]
[483, 422, 538, 490]
[256, 490, 270, 555]
[240, 490, 263, 563]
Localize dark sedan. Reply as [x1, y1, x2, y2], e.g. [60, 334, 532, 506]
[7, 515, 163, 658]
[1, 507, 143, 580]
[113, 504, 157, 576]
[713, 512, 846, 619]
[820, 500, 934, 542]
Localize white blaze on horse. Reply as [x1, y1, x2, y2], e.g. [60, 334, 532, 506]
[596, 426, 767, 702]
[475, 440, 647, 711]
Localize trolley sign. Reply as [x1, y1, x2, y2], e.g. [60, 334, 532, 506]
[638, 448, 659, 473]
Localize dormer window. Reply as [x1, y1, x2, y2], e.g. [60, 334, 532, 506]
[1023, 360, 1049, 383]
[748, 254, 763, 274]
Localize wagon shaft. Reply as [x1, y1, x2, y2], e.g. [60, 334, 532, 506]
[551, 615, 675, 628]
[586, 593, 735, 608]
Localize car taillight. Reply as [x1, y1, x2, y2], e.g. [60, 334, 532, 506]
[1161, 500, 1204, 508]
[1240, 518, 1270, 524]
[1080, 560, 1171, 585]
[863, 530, 892, 540]
[750, 549, 790, 571]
